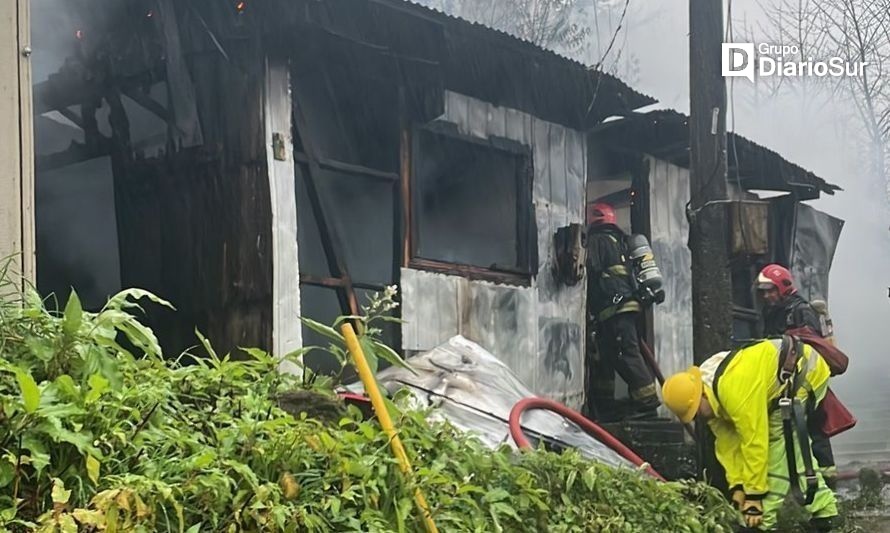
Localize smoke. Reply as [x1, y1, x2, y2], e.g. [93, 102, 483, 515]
[596, 0, 890, 466]
[31, 0, 170, 311]
[420, 0, 890, 465]
[31, 0, 123, 311]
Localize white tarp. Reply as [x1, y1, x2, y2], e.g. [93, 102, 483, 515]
[348, 335, 634, 470]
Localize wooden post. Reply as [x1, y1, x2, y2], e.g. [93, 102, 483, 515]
[0, 0, 34, 291]
[689, 0, 733, 488]
[291, 75, 360, 318]
[264, 57, 303, 374]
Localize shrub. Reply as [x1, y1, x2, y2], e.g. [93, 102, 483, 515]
[0, 286, 735, 532]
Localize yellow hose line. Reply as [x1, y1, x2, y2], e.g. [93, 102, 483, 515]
[340, 323, 439, 533]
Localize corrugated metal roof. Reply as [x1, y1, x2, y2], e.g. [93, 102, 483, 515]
[397, 0, 655, 124]
[376, 0, 622, 71]
[262, 0, 656, 127]
[592, 108, 842, 198]
[377, 0, 656, 95]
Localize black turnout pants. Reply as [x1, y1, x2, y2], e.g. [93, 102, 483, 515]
[589, 312, 657, 405]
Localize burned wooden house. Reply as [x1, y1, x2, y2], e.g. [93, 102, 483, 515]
[19, 0, 842, 418]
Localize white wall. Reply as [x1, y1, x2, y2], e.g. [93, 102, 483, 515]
[0, 0, 35, 286]
[401, 91, 587, 408]
[647, 157, 694, 382]
[264, 59, 302, 374]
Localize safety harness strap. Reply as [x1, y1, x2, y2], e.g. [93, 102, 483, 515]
[713, 338, 818, 506]
[794, 400, 819, 505]
[711, 340, 762, 407]
[710, 350, 737, 408]
[773, 335, 818, 506]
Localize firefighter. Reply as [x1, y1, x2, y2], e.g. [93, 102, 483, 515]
[585, 202, 659, 419]
[662, 339, 838, 531]
[757, 264, 823, 336]
[756, 264, 837, 487]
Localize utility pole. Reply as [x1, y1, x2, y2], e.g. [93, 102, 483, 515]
[688, 0, 733, 487]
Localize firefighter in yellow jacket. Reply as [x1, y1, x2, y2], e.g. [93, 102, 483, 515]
[662, 339, 838, 531]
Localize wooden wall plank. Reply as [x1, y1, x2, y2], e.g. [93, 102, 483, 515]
[0, 2, 22, 280]
[17, 0, 34, 284]
[264, 58, 302, 374]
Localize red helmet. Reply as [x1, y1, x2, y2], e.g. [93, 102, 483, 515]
[756, 264, 796, 297]
[586, 202, 617, 227]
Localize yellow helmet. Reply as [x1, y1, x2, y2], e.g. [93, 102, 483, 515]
[662, 366, 704, 423]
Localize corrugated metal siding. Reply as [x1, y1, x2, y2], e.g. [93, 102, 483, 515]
[401, 268, 462, 349]
[647, 157, 694, 383]
[402, 91, 586, 408]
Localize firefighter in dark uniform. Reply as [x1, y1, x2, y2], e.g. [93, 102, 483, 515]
[585, 203, 660, 419]
[759, 265, 823, 336]
[757, 263, 837, 487]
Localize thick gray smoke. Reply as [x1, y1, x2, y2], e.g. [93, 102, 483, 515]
[31, 0, 123, 311]
[610, 0, 890, 467]
[420, 0, 890, 466]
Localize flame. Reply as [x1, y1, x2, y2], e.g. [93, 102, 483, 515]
[236, 1, 246, 12]
[146, 10, 154, 18]
[75, 30, 84, 40]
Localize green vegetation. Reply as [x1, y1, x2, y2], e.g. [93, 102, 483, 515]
[0, 283, 736, 532]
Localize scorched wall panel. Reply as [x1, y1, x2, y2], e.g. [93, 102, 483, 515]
[402, 91, 586, 408]
[648, 157, 694, 382]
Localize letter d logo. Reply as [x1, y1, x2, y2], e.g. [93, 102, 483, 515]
[722, 43, 755, 82]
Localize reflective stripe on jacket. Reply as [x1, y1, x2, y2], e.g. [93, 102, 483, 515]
[586, 228, 639, 321]
[700, 339, 831, 496]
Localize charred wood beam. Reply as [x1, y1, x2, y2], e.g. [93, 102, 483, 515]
[106, 88, 132, 160]
[33, 64, 167, 116]
[648, 141, 690, 159]
[56, 107, 84, 129]
[36, 132, 168, 173]
[34, 78, 98, 116]
[292, 152, 398, 182]
[597, 141, 686, 166]
[122, 87, 181, 135]
[400, 102, 412, 269]
[299, 274, 386, 292]
[292, 78, 361, 317]
[155, 0, 203, 147]
[391, 87, 409, 354]
[81, 100, 103, 153]
[36, 140, 109, 173]
[51, 106, 115, 147]
[408, 258, 530, 287]
[186, 3, 232, 62]
[591, 187, 633, 208]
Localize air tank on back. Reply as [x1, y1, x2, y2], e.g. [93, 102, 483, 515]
[627, 234, 665, 305]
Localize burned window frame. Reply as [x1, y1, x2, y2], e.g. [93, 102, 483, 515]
[405, 121, 536, 286]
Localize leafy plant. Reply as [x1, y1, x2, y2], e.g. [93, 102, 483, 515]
[299, 285, 410, 388]
[0, 283, 736, 532]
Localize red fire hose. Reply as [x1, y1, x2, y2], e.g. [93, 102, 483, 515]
[508, 397, 665, 481]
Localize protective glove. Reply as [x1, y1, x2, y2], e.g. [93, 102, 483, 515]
[729, 486, 745, 510]
[741, 498, 764, 528]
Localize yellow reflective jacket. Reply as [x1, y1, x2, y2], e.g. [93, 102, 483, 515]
[700, 339, 831, 496]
